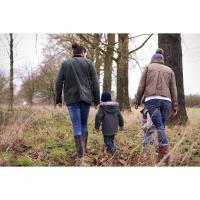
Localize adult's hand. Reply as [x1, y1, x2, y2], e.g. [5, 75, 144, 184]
[94, 103, 100, 109]
[134, 104, 139, 109]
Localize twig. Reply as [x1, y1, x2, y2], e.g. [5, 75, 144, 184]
[129, 34, 154, 55]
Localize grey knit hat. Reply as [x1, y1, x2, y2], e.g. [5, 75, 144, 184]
[151, 53, 164, 63]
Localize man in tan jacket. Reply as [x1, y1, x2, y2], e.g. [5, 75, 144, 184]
[135, 48, 178, 165]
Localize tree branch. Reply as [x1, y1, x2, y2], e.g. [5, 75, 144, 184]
[77, 34, 118, 62]
[128, 34, 152, 40]
[129, 33, 153, 55]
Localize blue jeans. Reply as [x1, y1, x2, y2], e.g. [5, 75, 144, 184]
[68, 101, 90, 136]
[145, 99, 172, 145]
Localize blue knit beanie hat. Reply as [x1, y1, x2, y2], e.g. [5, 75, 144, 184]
[101, 91, 112, 102]
[151, 53, 164, 63]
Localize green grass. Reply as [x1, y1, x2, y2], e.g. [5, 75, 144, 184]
[0, 106, 200, 166]
[17, 156, 34, 166]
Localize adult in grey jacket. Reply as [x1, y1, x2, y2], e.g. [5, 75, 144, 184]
[55, 43, 100, 158]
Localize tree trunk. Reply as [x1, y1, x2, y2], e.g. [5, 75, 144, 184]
[8, 33, 14, 111]
[93, 34, 102, 80]
[103, 33, 115, 91]
[117, 34, 131, 111]
[158, 33, 188, 124]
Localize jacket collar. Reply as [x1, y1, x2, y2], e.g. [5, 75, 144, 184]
[73, 54, 83, 57]
[100, 101, 119, 106]
[150, 61, 164, 64]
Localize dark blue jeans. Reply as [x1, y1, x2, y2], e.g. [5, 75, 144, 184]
[145, 99, 172, 145]
[104, 135, 115, 152]
[67, 101, 90, 136]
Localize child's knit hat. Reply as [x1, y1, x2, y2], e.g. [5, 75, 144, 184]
[101, 91, 112, 102]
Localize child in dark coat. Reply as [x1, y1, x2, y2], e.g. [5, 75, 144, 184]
[95, 91, 124, 154]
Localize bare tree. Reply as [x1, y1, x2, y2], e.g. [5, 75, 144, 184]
[18, 66, 37, 106]
[117, 34, 131, 111]
[158, 33, 188, 124]
[8, 33, 14, 111]
[103, 33, 115, 91]
[50, 33, 153, 110]
[0, 70, 7, 104]
[35, 41, 63, 105]
[92, 33, 103, 80]
[36, 62, 58, 105]
[0, 33, 22, 110]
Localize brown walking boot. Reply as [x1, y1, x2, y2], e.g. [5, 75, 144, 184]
[157, 144, 174, 166]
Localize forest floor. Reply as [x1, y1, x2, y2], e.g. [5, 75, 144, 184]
[0, 105, 200, 167]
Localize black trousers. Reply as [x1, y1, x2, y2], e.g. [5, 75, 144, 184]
[103, 135, 115, 151]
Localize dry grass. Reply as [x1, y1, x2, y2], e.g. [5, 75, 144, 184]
[0, 105, 200, 166]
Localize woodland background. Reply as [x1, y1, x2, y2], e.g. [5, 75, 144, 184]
[0, 33, 200, 166]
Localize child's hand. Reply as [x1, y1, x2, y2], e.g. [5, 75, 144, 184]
[123, 127, 127, 134]
[119, 127, 127, 134]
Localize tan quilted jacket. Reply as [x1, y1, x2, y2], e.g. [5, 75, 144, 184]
[135, 62, 178, 110]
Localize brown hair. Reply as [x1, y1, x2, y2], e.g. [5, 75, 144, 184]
[156, 48, 164, 55]
[72, 43, 87, 55]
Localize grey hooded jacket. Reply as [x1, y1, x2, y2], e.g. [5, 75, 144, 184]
[55, 56, 100, 106]
[95, 102, 124, 136]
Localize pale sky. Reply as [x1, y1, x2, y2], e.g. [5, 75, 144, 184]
[0, 34, 46, 91]
[0, 33, 200, 97]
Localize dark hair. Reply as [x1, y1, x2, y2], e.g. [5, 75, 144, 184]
[156, 48, 164, 55]
[72, 43, 87, 55]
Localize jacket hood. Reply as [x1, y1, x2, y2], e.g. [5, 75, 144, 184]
[100, 101, 119, 114]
